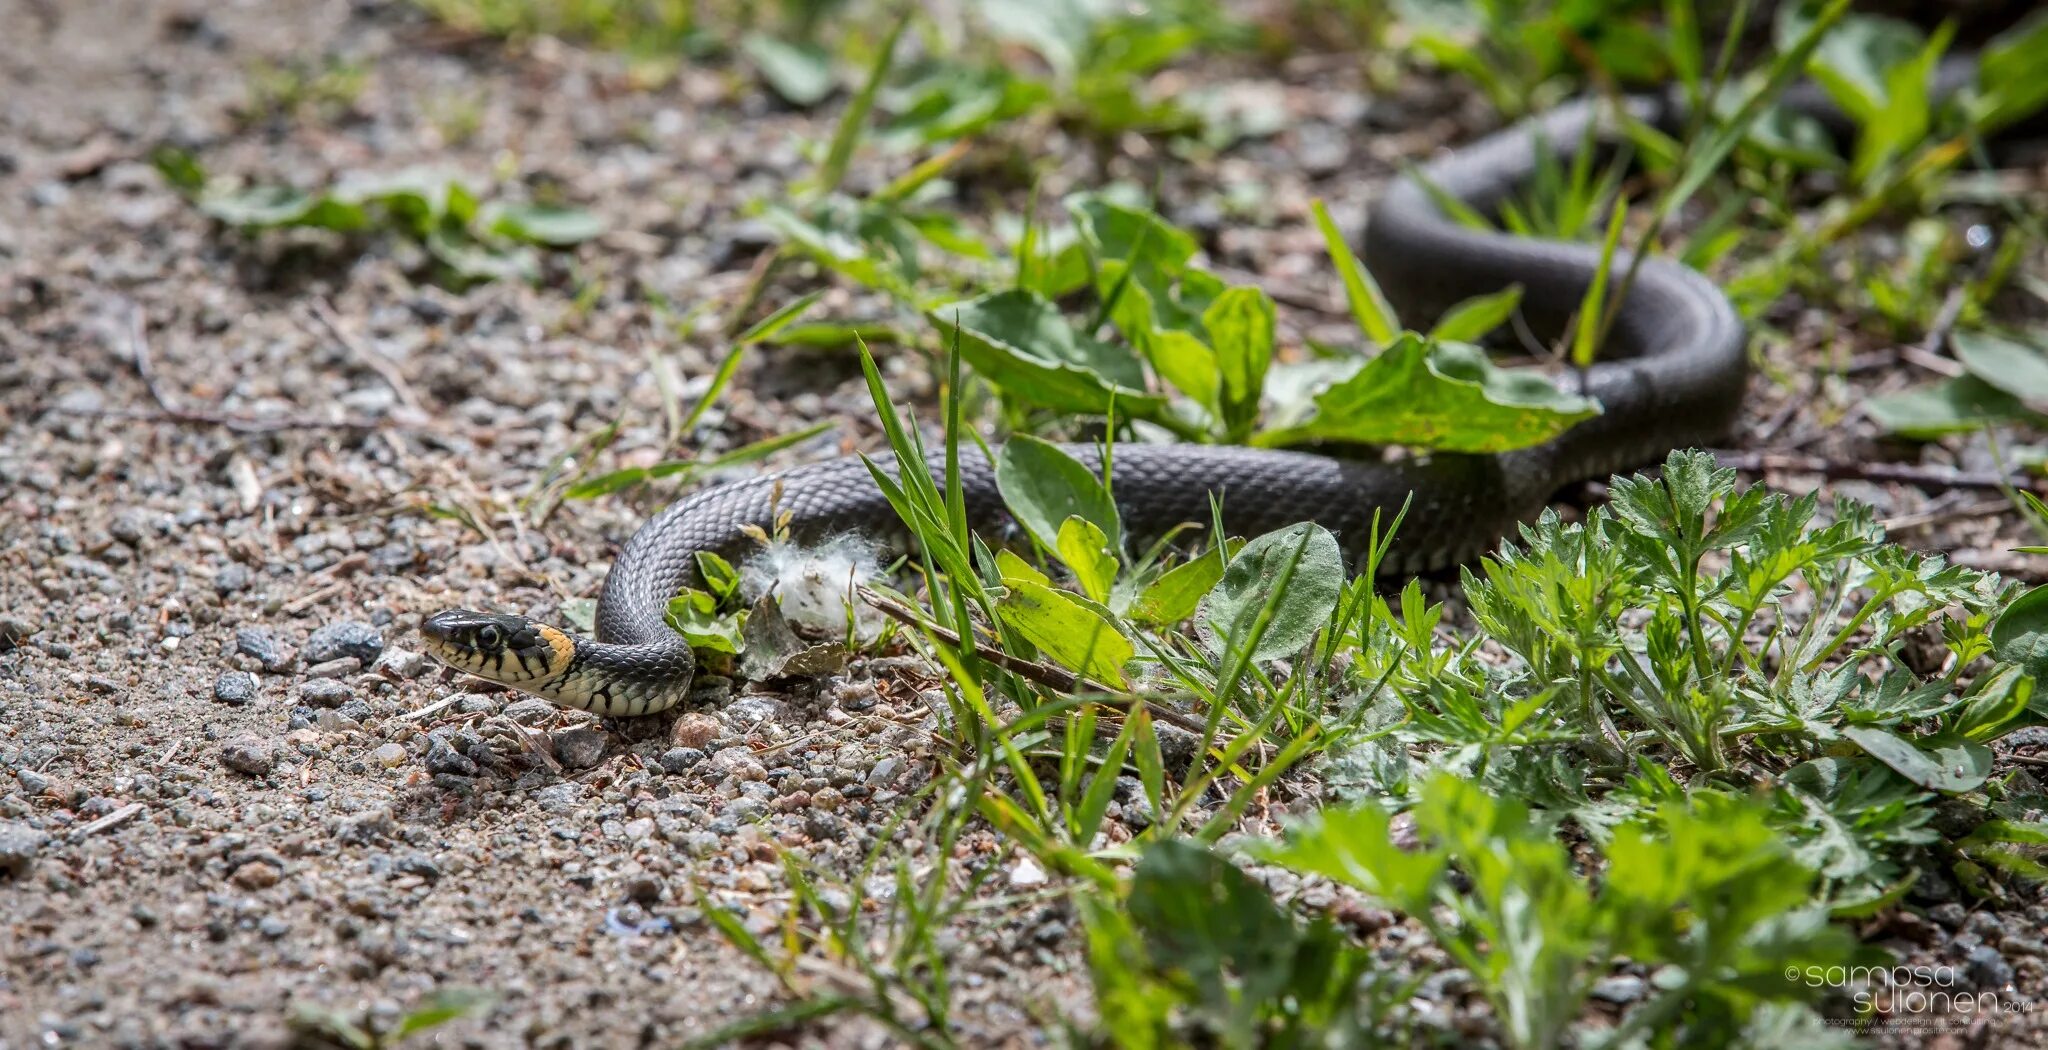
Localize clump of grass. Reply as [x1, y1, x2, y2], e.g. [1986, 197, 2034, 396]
[685, 324, 2045, 1044]
[150, 153, 606, 285]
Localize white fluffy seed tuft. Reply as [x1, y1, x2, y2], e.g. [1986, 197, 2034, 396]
[740, 534, 886, 637]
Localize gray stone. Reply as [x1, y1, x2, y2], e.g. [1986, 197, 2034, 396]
[1968, 944, 2015, 990]
[235, 628, 293, 673]
[1591, 976, 1647, 1004]
[220, 735, 277, 776]
[552, 728, 607, 770]
[658, 747, 705, 775]
[16, 770, 51, 796]
[109, 510, 148, 546]
[719, 798, 768, 823]
[0, 616, 37, 651]
[533, 783, 586, 812]
[299, 679, 351, 708]
[504, 698, 557, 726]
[213, 671, 258, 706]
[376, 647, 429, 678]
[0, 822, 48, 878]
[213, 563, 250, 595]
[425, 739, 477, 777]
[303, 657, 357, 680]
[303, 620, 383, 666]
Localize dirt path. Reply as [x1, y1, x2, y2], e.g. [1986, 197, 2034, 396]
[4, 1, 2046, 1047]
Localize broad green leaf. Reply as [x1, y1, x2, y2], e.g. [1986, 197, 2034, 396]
[1069, 195, 1223, 409]
[563, 421, 833, 500]
[666, 589, 747, 654]
[995, 435, 1121, 553]
[485, 202, 607, 247]
[1056, 515, 1119, 605]
[1851, 22, 1951, 184]
[1868, 375, 2047, 439]
[1310, 199, 1397, 344]
[1980, 10, 2048, 132]
[202, 186, 368, 231]
[695, 551, 740, 604]
[1993, 585, 2048, 679]
[1951, 664, 2035, 743]
[1954, 330, 2048, 405]
[1206, 286, 1275, 440]
[1842, 726, 1990, 793]
[931, 290, 1162, 416]
[1254, 335, 1600, 453]
[741, 33, 835, 106]
[335, 169, 470, 235]
[1200, 522, 1343, 662]
[426, 231, 538, 284]
[1129, 544, 1234, 625]
[760, 204, 905, 295]
[1428, 285, 1524, 343]
[1799, 13, 1924, 124]
[1068, 193, 1199, 275]
[995, 548, 1052, 588]
[996, 576, 1132, 686]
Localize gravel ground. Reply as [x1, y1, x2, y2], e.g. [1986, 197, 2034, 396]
[3, 1, 2046, 1047]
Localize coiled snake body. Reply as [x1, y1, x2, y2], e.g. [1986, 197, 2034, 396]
[423, 89, 1755, 716]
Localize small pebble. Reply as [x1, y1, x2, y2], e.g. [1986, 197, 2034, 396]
[671, 712, 719, 749]
[425, 739, 478, 777]
[0, 822, 48, 878]
[220, 736, 276, 776]
[303, 657, 357, 680]
[213, 671, 257, 706]
[552, 728, 607, 770]
[231, 860, 281, 889]
[0, 616, 38, 651]
[235, 628, 293, 673]
[371, 743, 407, 768]
[303, 620, 384, 666]
[376, 647, 429, 678]
[504, 698, 557, 726]
[17, 770, 51, 796]
[658, 747, 704, 774]
[299, 679, 351, 708]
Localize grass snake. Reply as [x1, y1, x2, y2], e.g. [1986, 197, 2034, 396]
[421, 80, 1907, 716]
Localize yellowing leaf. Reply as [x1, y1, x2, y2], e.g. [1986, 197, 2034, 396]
[997, 577, 1132, 687]
[1057, 515, 1119, 604]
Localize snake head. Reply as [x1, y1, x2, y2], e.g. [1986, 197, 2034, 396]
[420, 609, 575, 688]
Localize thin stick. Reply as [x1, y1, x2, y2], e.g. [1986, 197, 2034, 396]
[1713, 450, 2048, 495]
[70, 802, 145, 842]
[82, 305, 395, 434]
[307, 297, 426, 414]
[1880, 498, 2015, 534]
[857, 587, 1210, 735]
[405, 693, 465, 722]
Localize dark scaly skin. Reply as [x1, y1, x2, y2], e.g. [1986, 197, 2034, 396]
[433, 89, 1766, 716]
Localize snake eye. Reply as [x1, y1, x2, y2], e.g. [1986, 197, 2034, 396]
[476, 624, 503, 650]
